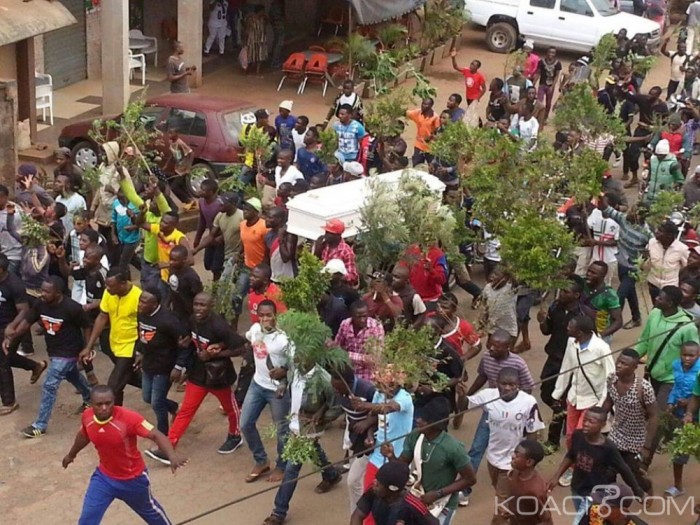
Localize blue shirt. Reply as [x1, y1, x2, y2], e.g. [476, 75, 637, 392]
[333, 120, 366, 162]
[369, 388, 414, 467]
[275, 114, 297, 150]
[668, 358, 700, 417]
[296, 147, 326, 181]
[112, 200, 140, 244]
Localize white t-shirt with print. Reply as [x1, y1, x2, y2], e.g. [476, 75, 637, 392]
[467, 388, 545, 470]
[245, 323, 293, 391]
[587, 208, 620, 264]
[274, 165, 305, 188]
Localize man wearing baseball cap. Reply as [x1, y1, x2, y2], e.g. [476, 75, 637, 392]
[579, 483, 647, 525]
[275, 100, 296, 151]
[314, 219, 358, 286]
[351, 461, 439, 525]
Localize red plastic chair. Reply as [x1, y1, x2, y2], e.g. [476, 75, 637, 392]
[301, 53, 329, 96]
[277, 52, 306, 93]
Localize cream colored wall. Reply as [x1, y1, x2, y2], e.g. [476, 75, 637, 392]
[0, 44, 17, 81]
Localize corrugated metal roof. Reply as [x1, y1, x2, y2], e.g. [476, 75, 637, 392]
[0, 0, 77, 46]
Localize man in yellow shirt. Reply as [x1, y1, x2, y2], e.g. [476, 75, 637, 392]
[81, 267, 142, 406]
[141, 211, 192, 283]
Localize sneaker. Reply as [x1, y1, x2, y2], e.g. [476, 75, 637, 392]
[22, 425, 45, 438]
[217, 434, 243, 455]
[559, 469, 573, 487]
[458, 491, 470, 507]
[314, 473, 342, 494]
[17, 349, 35, 357]
[144, 448, 171, 465]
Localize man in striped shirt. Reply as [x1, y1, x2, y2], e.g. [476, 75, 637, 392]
[463, 329, 536, 483]
[598, 195, 652, 329]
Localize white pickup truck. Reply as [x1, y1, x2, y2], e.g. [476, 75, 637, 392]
[465, 0, 661, 53]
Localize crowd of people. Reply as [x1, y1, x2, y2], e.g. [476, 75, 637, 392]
[9, 9, 700, 525]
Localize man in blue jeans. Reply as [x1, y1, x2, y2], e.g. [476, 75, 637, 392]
[3, 276, 92, 438]
[134, 287, 188, 435]
[242, 301, 292, 483]
[262, 366, 342, 525]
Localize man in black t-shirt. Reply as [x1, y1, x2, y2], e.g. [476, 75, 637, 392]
[135, 287, 189, 435]
[56, 244, 111, 385]
[547, 407, 644, 521]
[167, 245, 203, 322]
[146, 292, 245, 465]
[0, 253, 46, 414]
[3, 277, 92, 438]
[351, 461, 438, 525]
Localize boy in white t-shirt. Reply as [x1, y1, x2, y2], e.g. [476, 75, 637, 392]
[587, 207, 620, 286]
[468, 367, 545, 525]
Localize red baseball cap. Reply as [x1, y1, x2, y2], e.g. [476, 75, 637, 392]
[323, 218, 345, 235]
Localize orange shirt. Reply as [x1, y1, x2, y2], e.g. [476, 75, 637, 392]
[406, 109, 440, 152]
[240, 219, 270, 269]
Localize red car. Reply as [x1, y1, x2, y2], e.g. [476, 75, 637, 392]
[58, 93, 255, 192]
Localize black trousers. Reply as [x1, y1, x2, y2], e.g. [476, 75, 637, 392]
[540, 356, 566, 446]
[107, 356, 141, 406]
[0, 332, 38, 406]
[620, 450, 652, 493]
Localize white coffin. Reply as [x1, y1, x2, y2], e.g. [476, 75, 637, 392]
[286, 169, 446, 240]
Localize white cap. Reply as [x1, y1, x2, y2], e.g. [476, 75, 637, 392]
[322, 258, 347, 276]
[342, 161, 364, 177]
[694, 165, 700, 174]
[655, 139, 670, 155]
[279, 100, 294, 111]
[523, 39, 535, 50]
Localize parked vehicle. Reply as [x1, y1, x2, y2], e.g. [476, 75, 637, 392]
[465, 0, 661, 53]
[58, 93, 255, 192]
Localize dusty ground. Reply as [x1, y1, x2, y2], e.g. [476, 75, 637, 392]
[5, 24, 700, 525]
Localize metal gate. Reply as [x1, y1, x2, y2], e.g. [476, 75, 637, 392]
[43, 0, 87, 89]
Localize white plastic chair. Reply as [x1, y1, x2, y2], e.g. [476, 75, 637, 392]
[129, 29, 158, 66]
[128, 50, 147, 85]
[35, 72, 53, 125]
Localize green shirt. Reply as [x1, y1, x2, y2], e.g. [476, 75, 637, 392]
[635, 308, 699, 383]
[693, 373, 700, 396]
[582, 284, 621, 334]
[119, 177, 171, 263]
[401, 431, 470, 510]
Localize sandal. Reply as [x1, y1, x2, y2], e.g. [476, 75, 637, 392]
[664, 486, 685, 498]
[0, 402, 19, 416]
[262, 515, 284, 525]
[245, 463, 270, 483]
[623, 319, 641, 330]
[30, 360, 48, 384]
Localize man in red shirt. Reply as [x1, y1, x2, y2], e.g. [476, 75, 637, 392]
[314, 218, 359, 286]
[405, 244, 448, 309]
[62, 385, 187, 524]
[248, 263, 287, 323]
[451, 50, 486, 106]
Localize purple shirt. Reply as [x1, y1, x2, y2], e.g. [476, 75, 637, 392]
[196, 197, 223, 239]
[477, 351, 536, 390]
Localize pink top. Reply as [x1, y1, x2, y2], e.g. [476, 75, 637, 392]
[524, 53, 540, 80]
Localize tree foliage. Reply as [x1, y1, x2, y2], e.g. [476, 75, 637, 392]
[499, 212, 575, 290]
[357, 172, 466, 273]
[646, 190, 684, 228]
[278, 249, 331, 313]
[552, 83, 626, 141]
